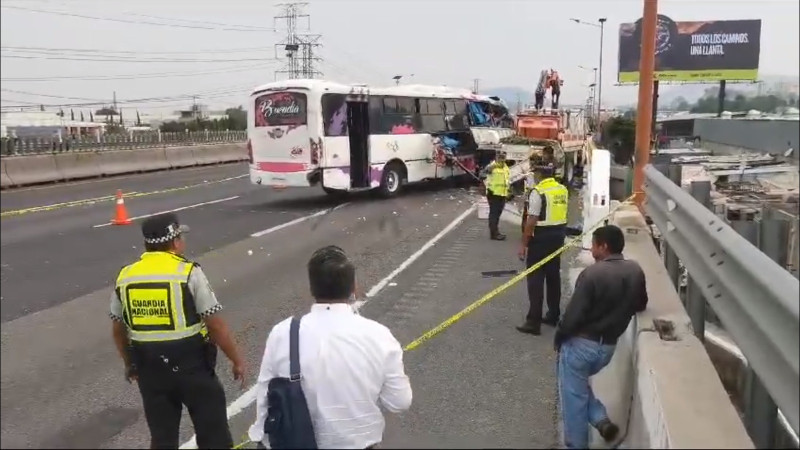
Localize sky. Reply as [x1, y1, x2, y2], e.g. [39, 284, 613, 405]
[1, 0, 798, 115]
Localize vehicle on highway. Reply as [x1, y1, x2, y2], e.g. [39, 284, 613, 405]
[247, 79, 520, 197]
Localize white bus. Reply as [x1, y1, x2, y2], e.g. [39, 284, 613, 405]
[247, 79, 516, 197]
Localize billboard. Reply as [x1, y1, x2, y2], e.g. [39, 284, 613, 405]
[618, 15, 761, 83]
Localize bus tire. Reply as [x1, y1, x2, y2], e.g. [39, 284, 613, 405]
[378, 163, 404, 198]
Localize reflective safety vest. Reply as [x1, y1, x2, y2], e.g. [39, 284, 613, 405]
[533, 177, 568, 227]
[486, 161, 510, 197]
[116, 251, 206, 343]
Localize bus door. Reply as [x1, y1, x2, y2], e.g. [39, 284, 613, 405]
[346, 93, 370, 189]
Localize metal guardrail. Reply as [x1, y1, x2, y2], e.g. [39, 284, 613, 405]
[0, 130, 247, 156]
[644, 164, 800, 439]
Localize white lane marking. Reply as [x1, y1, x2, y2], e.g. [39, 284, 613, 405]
[360, 204, 476, 302]
[93, 196, 240, 228]
[250, 202, 350, 237]
[179, 202, 475, 449]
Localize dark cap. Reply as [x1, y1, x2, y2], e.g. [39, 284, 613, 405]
[141, 213, 190, 244]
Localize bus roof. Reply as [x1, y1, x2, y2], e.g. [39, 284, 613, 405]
[250, 79, 508, 106]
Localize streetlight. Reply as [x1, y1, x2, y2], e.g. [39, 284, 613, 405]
[571, 17, 607, 122]
[392, 74, 415, 85]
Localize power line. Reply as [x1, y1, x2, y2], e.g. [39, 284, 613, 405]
[1, 81, 259, 109]
[1, 63, 276, 82]
[0, 52, 281, 63]
[0, 4, 277, 32]
[0, 45, 277, 55]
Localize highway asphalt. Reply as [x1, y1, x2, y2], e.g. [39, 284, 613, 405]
[0, 162, 578, 448]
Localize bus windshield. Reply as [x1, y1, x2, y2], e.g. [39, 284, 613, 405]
[253, 91, 308, 127]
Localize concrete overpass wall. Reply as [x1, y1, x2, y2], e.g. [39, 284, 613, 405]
[694, 118, 799, 165]
[581, 204, 754, 448]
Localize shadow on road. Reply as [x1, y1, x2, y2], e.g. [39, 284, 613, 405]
[254, 178, 478, 212]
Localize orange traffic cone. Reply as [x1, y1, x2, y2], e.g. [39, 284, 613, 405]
[111, 189, 132, 225]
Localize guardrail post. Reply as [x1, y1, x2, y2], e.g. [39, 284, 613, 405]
[686, 180, 712, 341]
[664, 163, 682, 289]
[731, 218, 780, 449]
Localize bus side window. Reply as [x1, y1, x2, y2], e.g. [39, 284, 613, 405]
[369, 96, 386, 134]
[420, 99, 445, 134]
[396, 97, 415, 114]
[383, 97, 398, 114]
[321, 93, 348, 137]
[445, 100, 468, 131]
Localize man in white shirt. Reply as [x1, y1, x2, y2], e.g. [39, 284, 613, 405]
[249, 245, 413, 449]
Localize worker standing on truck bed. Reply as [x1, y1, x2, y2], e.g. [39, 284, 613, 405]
[517, 163, 569, 335]
[481, 151, 511, 241]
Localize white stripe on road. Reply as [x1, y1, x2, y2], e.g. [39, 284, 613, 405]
[360, 204, 477, 301]
[179, 202, 477, 449]
[250, 202, 350, 237]
[93, 196, 240, 228]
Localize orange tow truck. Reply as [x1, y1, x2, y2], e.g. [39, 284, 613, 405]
[512, 108, 587, 185]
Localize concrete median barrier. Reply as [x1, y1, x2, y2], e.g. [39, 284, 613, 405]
[0, 143, 246, 188]
[98, 148, 171, 176]
[191, 143, 247, 166]
[585, 205, 754, 449]
[1, 158, 14, 189]
[164, 146, 199, 169]
[53, 152, 104, 181]
[3, 154, 61, 187]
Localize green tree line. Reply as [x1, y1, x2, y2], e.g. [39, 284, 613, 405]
[670, 88, 798, 114]
[158, 106, 247, 133]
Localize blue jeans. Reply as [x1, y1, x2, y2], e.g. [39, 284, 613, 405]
[558, 337, 616, 449]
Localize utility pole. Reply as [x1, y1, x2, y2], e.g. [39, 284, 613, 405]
[633, 0, 658, 209]
[274, 3, 323, 80]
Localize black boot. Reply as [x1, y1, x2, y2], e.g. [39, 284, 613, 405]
[542, 316, 559, 326]
[516, 321, 541, 335]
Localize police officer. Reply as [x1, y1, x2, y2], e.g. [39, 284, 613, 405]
[521, 147, 557, 234]
[517, 163, 569, 335]
[109, 213, 246, 449]
[482, 151, 511, 240]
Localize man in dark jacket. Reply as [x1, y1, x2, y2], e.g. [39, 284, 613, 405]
[554, 225, 648, 449]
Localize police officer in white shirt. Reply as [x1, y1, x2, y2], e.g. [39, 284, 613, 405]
[249, 245, 413, 449]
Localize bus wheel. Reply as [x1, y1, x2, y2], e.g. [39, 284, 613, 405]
[378, 163, 404, 198]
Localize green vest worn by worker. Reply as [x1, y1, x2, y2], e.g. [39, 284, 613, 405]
[486, 161, 510, 197]
[115, 251, 207, 343]
[533, 177, 568, 227]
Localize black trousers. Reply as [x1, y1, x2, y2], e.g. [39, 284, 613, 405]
[486, 192, 506, 237]
[525, 230, 566, 326]
[137, 362, 232, 449]
[521, 202, 529, 234]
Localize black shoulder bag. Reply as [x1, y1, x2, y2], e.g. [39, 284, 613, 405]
[263, 316, 318, 449]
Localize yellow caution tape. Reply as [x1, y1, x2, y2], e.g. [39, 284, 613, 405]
[232, 433, 251, 449]
[402, 195, 636, 352]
